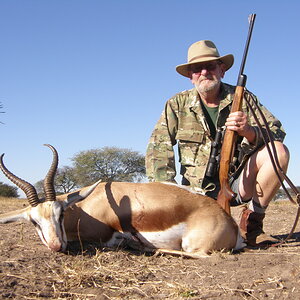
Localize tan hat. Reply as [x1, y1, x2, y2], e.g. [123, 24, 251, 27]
[176, 40, 234, 77]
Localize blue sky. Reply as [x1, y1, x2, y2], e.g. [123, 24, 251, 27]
[1, 0, 300, 195]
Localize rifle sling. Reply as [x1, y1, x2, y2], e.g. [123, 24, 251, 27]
[244, 90, 300, 247]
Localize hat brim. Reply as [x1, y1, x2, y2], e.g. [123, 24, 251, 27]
[176, 54, 234, 78]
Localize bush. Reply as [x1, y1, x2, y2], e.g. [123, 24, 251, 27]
[0, 182, 19, 198]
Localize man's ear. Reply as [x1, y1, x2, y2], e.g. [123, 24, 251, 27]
[220, 63, 226, 78]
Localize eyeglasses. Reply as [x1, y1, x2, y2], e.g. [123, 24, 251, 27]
[189, 61, 221, 74]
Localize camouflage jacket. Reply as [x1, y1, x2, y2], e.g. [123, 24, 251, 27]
[146, 83, 286, 193]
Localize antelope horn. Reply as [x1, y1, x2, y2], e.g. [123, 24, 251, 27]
[0, 153, 40, 207]
[43, 144, 58, 202]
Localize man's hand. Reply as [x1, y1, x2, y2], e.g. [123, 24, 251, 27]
[225, 111, 256, 143]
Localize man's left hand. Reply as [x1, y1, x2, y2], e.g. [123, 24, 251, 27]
[225, 111, 256, 143]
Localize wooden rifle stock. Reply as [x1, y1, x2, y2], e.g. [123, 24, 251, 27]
[216, 14, 256, 215]
[217, 85, 245, 214]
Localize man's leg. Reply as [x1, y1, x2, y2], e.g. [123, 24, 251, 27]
[238, 141, 290, 246]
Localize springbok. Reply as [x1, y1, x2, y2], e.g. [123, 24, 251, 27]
[0, 145, 244, 257]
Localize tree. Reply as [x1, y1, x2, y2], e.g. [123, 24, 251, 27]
[35, 166, 79, 196]
[55, 166, 79, 194]
[0, 182, 19, 198]
[0, 102, 4, 124]
[72, 146, 146, 186]
[34, 180, 44, 197]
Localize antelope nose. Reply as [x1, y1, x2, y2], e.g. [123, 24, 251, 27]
[49, 242, 62, 252]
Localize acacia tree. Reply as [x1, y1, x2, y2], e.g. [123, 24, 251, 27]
[34, 146, 146, 194]
[72, 146, 146, 186]
[35, 166, 79, 196]
[54, 166, 79, 194]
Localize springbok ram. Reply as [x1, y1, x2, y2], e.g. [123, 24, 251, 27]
[0, 145, 244, 257]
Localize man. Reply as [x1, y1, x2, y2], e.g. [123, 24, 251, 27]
[146, 40, 289, 247]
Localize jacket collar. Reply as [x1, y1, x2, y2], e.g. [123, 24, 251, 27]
[189, 82, 235, 111]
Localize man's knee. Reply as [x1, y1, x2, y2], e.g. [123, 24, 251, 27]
[272, 141, 290, 170]
[257, 141, 289, 171]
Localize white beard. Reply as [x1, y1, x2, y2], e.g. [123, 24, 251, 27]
[195, 78, 220, 94]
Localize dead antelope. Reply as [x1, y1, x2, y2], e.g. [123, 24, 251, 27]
[0, 145, 244, 257]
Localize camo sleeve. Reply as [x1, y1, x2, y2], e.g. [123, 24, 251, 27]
[146, 99, 179, 182]
[241, 93, 286, 153]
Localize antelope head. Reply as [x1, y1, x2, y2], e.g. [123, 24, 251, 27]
[0, 144, 99, 252]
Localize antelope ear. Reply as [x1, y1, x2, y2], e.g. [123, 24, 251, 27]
[63, 180, 101, 209]
[0, 206, 31, 224]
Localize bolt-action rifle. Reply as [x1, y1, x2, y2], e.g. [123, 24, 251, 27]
[216, 14, 256, 215]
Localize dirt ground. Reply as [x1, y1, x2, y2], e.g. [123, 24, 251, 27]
[0, 198, 299, 300]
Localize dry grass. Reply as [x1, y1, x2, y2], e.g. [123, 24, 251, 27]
[0, 196, 27, 211]
[0, 198, 299, 299]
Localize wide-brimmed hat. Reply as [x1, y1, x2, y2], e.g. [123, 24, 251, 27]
[176, 40, 234, 78]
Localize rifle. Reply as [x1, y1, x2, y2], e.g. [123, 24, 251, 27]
[216, 14, 256, 215]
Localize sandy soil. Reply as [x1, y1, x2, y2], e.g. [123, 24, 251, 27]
[0, 198, 299, 299]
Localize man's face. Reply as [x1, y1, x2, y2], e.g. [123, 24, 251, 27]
[189, 60, 226, 94]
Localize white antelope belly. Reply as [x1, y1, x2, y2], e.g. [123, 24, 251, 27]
[105, 222, 187, 250]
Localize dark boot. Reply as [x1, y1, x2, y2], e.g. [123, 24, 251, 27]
[239, 208, 278, 247]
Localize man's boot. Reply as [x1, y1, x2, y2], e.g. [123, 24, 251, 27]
[239, 208, 278, 247]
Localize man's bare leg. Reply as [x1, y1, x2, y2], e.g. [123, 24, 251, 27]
[238, 141, 290, 246]
[239, 141, 289, 206]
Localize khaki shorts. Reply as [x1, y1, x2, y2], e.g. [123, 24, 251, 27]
[205, 173, 249, 206]
[230, 174, 243, 206]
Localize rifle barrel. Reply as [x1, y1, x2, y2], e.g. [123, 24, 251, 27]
[217, 14, 256, 215]
[237, 14, 256, 85]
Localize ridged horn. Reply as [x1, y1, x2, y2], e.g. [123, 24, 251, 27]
[43, 144, 58, 202]
[0, 153, 40, 207]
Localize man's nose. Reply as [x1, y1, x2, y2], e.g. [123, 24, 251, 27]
[200, 68, 209, 75]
